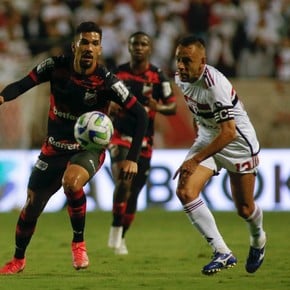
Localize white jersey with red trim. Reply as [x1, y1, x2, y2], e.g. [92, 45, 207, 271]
[175, 64, 260, 158]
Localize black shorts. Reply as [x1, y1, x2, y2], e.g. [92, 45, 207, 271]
[28, 150, 105, 191]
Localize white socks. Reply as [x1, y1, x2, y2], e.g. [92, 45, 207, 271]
[246, 204, 266, 248]
[184, 197, 231, 254]
[184, 198, 266, 252]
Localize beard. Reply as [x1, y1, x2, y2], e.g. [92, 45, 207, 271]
[79, 59, 93, 69]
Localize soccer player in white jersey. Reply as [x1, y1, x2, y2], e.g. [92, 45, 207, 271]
[173, 35, 266, 275]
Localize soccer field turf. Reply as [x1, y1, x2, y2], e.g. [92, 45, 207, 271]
[0, 209, 289, 290]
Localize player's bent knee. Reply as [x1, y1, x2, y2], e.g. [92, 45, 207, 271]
[62, 164, 89, 193]
[176, 188, 197, 204]
[62, 174, 84, 193]
[62, 177, 83, 193]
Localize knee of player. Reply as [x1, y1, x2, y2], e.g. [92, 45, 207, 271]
[62, 172, 84, 193]
[176, 187, 196, 203]
[62, 164, 90, 193]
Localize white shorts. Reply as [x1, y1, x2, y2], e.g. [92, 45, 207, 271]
[185, 141, 259, 174]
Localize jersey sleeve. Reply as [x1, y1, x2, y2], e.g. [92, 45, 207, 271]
[158, 69, 175, 104]
[104, 67, 149, 162]
[1, 57, 58, 102]
[29, 57, 57, 84]
[208, 74, 235, 123]
[104, 68, 138, 108]
[1, 75, 37, 102]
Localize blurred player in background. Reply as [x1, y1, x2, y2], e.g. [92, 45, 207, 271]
[0, 21, 148, 274]
[108, 31, 177, 255]
[173, 35, 266, 275]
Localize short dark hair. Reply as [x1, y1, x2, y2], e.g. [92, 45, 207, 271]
[75, 21, 102, 40]
[129, 31, 151, 42]
[177, 34, 205, 48]
[129, 30, 150, 38]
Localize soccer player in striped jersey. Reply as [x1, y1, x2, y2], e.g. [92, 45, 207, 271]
[0, 22, 148, 274]
[173, 35, 266, 275]
[107, 31, 177, 254]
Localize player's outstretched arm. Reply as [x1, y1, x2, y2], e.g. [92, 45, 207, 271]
[0, 75, 37, 103]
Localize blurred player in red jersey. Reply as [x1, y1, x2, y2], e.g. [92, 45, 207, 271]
[0, 21, 148, 274]
[107, 31, 177, 255]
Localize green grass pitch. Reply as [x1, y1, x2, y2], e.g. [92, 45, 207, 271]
[0, 209, 289, 290]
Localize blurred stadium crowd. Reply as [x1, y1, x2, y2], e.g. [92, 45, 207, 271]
[1, 0, 290, 81]
[0, 0, 290, 149]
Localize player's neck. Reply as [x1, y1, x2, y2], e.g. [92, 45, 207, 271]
[130, 60, 149, 75]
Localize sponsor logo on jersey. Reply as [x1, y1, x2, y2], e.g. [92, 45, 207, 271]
[48, 136, 80, 150]
[53, 106, 78, 120]
[112, 81, 129, 102]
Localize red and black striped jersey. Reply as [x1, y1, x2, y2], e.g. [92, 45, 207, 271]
[111, 62, 176, 158]
[1, 56, 147, 160]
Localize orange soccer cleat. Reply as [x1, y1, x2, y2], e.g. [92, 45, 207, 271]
[0, 258, 26, 275]
[71, 241, 89, 270]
